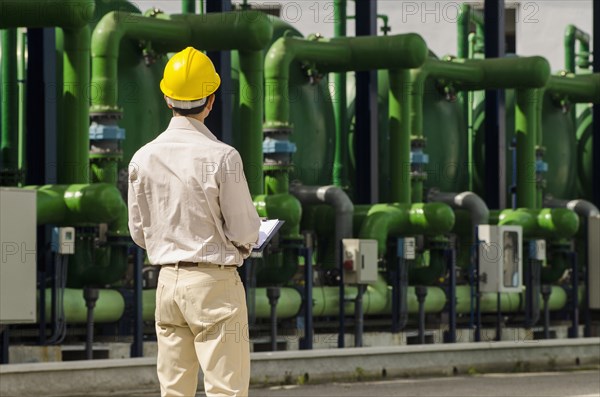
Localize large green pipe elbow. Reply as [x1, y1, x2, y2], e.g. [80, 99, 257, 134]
[0, 0, 95, 28]
[547, 74, 600, 104]
[254, 193, 302, 238]
[26, 184, 129, 236]
[91, 10, 273, 112]
[498, 208, 579, 239]
[359, 203, 454, 256]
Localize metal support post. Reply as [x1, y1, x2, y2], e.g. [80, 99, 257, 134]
[1, 327, 9, 364]
[495, 292, 502, 341]
[568, 252, 579, 338]
[354, 0, 378, 203]
[205, 0, 233, 144]
[355, 284, 366, 347]
[84, 287, 99, 360]
[130, 247, 144, 357]
[338, 241, 345, 348]
[299, 247, 313, 350]
[266, 287, 280, 351]
[416, 286, 428, 344]
[484, 0, 507, 209]
[444, 249, 457, 343]
[541, 284, 552, 340]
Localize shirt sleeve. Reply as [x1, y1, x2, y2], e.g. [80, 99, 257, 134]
[128, 162, 146, 249]
[219, 149, 261, 252]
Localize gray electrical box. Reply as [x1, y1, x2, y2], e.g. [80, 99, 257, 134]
[478, 225, 523, 293]
[1, 188, 37, 324]
[342, 239, 378, 284]
[589, 215, 600, 310]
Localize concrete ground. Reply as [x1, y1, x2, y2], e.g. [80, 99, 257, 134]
[86, 370, 600, 397]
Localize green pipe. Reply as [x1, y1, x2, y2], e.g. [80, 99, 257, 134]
[91, 11, 272, 113]
[389, 69, 412, 203]
[90, 10, 272, 194]
[546, 74, 600, 104]
[448, 56, 550, 90]
[61, 26, 90, 184]
[17, 29, 26, 179]
[0, 0, 95, 28]
[43, 288, 124, 323]
[1, 28, 18, 184]
[182, 0, 195, 14]
[239, 50, 265, 195]
[564, 24, 591, 73]
[332, 0, 348, 187]
[542, 241, 572, 283]
[254, 193, 302, 238]
[25, 184, 129, 236]
[497, 208, 579, 239]
[457, 4, 484, 59]
[1, 0, 95, 185]
[264, 171, 289, 196]
[359, 203, 454, 256]
[515, 88, 543, 208]
[264, 33, 427, 128]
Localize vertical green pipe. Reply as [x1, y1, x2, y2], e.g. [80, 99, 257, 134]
[59, 27, 90, 184]
[264, 171, 289, 195]
[564, 24, 591, 74]
[515, 88, 541, 209]
[1, 29, 18, 185]
[239, 50, 264, 195]
[332, 0, 347, 187]
[182, 0, 195, 14]
[389, 69, 412, 203]
[457, 4, 471, 59]
[17, 29, 27, 180]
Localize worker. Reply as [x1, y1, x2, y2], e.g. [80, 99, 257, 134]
[128, 47, 260, 397]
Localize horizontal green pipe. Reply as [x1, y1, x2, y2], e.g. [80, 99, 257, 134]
[141, 283, 570, 322]
[25, 184, 128, 236]
[43, 288, 124, 323]
[447, 56, 550, 90]
[254, 193, 302, 238]
[264, 33, 426, 126]
[0, 0, 95, 28]
[91, 10, 272, 112]
[359, 203, 454, 256]
[455, 285, 567, 314]
[546, 74, 600, 103]
[497, 208, 579, 239]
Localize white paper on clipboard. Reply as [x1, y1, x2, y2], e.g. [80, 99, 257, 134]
[253, 219, 284, 251]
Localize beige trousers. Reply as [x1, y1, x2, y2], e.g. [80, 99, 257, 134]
[155, 264, 250, 397]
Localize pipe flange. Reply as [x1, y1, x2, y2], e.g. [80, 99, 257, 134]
[264, 127, 293, 138]
[411, 137, 427, 149]
[90, 111, 122, 122]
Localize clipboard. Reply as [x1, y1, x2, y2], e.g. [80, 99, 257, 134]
[252, 219, 285, 252]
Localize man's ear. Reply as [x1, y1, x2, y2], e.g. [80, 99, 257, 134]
[206, 94, 216, 111]
[164, 95, 174, 109]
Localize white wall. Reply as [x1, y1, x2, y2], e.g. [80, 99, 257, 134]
[135, 0, 593, 71]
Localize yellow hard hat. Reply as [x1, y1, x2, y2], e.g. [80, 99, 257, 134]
[160, 47, 221, 103]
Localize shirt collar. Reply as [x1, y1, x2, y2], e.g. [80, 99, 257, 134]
[167, 116, 219, 142]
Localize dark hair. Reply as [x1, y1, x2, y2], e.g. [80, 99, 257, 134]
[172, 105, 205, 116]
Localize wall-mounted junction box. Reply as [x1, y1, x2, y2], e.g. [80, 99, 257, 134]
[1, 188, 37, 324]
[589, 215, 600, 310]
[478, 225, 523, 293]
[51, 227, 75, 255]
[342, 239, 378, 284]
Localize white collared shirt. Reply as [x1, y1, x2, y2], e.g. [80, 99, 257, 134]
[128, 116, 260, 266]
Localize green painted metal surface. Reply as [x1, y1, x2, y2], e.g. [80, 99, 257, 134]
[43, 288, 124, 323]
[496, 208, 579, 239]
[576, 107, 593, 200]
